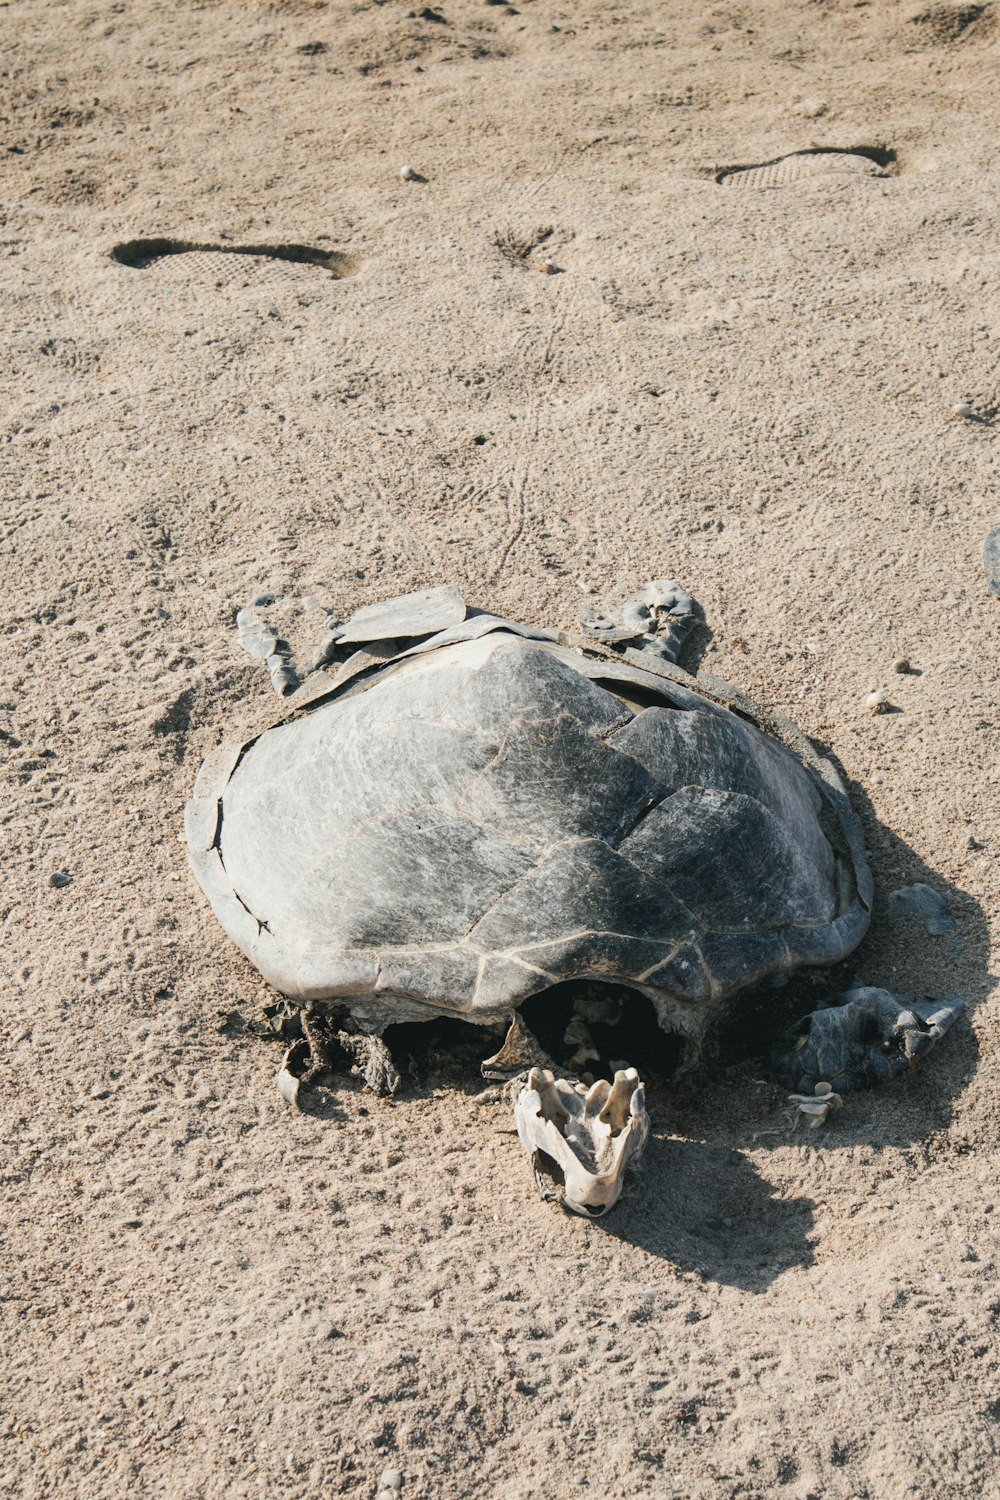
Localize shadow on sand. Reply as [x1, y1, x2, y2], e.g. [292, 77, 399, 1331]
[598, 1133, 817, 1291]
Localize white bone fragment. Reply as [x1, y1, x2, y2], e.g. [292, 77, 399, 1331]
[787, 1081, 843, 1129]
[277, 1045, 302, 1107]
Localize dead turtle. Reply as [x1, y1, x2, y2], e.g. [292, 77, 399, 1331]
[186, 582, 962, 1216]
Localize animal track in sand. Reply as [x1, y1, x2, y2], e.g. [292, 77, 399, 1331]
[493, 225, 555, 269]
[110, 238, 359, 281]
[716, 147, 896, 189]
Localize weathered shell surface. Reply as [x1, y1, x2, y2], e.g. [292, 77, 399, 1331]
[187, 627, 871, 1039]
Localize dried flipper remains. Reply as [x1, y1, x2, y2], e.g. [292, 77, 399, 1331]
[236, 603, 299, 696]
[338, 1031, 400, 1096]
[188, 580, 965, 1219]
[275, 1019, 400, 1105]
[580, 577, 697, 661]
[773, 988, 964, 1095]
[235, 584, 467, 699]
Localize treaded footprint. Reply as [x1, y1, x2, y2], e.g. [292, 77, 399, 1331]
[110, 238, 358, 278]
[717, 148, 895, 189]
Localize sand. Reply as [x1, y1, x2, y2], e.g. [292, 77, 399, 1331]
[2, 0, 999, 1495]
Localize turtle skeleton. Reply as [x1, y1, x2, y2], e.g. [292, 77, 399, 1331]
[186, 582, 963, 1216]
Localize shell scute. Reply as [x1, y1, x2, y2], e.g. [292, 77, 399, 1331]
[612, 706, 832, 877]
[457, 713, 666, 853]
[439, 638, 629, 739]
[619, 786, 836, 930]
[470, 836, 698, 952]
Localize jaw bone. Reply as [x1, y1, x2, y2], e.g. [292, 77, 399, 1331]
[513, 1066, 650, 1217]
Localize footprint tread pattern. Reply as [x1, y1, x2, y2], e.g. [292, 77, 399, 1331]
[719, 151, 889, 189]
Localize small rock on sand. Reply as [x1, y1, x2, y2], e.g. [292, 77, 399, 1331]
[984, 528, 1000, 597]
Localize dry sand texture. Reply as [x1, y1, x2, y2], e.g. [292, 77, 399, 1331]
[2, 0, 1000, 1495]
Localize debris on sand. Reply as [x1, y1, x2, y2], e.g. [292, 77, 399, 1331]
[985, 527, 1000, 597]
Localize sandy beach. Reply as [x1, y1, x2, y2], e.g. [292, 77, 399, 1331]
[2, 0, 999, 1495]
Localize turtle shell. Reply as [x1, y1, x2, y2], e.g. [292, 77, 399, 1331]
[187, 627, 872, 1040]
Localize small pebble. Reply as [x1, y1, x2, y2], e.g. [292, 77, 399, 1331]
[537, 257, 558, 275]
[380, 1471, 403, 1492]
[50, 871, 73, 888]
[865, 690, 888, 715]
[892, 657, 910, 674]
[253, 593, 276, 608]
[399, 164, 417, 181]
[952, 401, 974, 418]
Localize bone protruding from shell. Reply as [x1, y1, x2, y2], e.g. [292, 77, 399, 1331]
[787, 1080, 843, 1129]
[277, 1040, 307, 1107]
[513, 1066, 650, 1217]
[481, 1012, 558, 1081]
[563, 1016, 600, 1072]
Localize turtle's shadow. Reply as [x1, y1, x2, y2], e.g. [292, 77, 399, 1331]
[597, 1134, 815, 1290]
